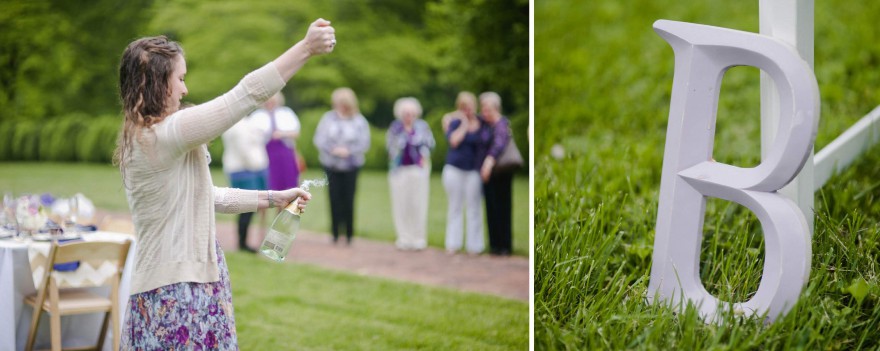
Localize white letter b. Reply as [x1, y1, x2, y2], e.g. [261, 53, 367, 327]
[647, 20, 819, 323]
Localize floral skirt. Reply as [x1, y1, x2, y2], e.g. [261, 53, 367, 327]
[120, 241, 238, 350]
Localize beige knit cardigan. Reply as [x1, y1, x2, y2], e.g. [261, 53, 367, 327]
[123, 63, 285, 294]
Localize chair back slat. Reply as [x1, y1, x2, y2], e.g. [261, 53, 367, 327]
[54, 241, 130, 264]
[49, 240, 131, 289]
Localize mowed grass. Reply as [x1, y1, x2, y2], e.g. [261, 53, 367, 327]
[536, 0, 880, 349]
[0, 162, 529, 349]
[225, 252, 527, 350]
[0, 163, 528, 256]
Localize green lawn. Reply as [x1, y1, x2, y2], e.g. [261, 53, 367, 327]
[226, 252, 527, 350]
[0, 162, 528, 349]
[0, 163, 529, 256]
[536, 0, 880, 349]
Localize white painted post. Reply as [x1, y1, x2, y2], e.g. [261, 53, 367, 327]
[760, 0, 815, 232]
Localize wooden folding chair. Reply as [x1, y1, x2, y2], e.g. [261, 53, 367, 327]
[24, 240, 131, 351]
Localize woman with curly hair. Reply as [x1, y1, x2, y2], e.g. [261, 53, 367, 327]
[114, 19, 335, 349]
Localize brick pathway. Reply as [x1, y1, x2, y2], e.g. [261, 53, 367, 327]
[98, 212, 529, 301]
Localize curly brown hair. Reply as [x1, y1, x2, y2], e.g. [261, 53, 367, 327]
[113, 36, 183, 169]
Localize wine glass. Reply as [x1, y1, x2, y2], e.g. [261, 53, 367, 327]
[15, 195, 46, 237]
[0, 193, 17, 238]
[64, 195, 80, 235]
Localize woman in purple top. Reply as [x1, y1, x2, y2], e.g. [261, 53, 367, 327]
[442, 92, 486, 254]
[252, 92, 301, 195]
[387, 97, 435, 250]
[478, 91, 514, 256]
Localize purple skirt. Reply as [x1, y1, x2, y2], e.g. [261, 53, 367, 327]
[120, 241, 238, 350]
[266, 139, 299, 190]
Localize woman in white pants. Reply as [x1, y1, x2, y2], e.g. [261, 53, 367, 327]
[442, 92, 486, 254]
[387, 97, 435, 250]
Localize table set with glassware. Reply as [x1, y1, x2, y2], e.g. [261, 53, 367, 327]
[0, 193, 136, 351]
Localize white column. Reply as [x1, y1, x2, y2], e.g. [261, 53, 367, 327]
[759, 0, 815, 232]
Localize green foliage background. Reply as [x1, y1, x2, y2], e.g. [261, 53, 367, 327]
[0, 0, 528, 172]
[536, 0, 880, 349]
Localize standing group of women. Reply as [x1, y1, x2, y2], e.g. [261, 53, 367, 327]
[386, 91, 518, 256]
[222, 86, 371, 249]
[226, 86, 519, 257]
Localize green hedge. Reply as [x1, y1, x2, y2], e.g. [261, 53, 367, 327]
[76, 116, 120, 163]
[3, 110, 529, 175]
[0, 114, 120, 163]
[11, 121, 40, 161]
[0, 121, 15, 161]
[39, 114, 88, 162]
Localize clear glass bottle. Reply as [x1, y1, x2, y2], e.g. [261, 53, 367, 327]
[259, 199, 301, 261]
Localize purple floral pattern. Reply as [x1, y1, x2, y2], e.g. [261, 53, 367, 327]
[121, 241, 238, 350]
[475, 115, 511, 163]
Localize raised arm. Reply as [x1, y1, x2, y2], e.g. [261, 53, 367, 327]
[167, 19, 336, 155]
[275, 19, 335, 81]
[486, 118, 511, 159]
[446, 116, 468, 148]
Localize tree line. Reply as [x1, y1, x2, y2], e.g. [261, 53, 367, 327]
[0, 0, 528, 171]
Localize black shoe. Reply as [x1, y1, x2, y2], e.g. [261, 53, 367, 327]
[240, 246, 256, 253]
[490, 248, 511, 256]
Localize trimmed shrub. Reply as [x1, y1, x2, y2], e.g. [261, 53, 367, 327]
[364, 126, 388, 170]
[77, 116, 120, 163]
[0, 121, 15, 161]
[11, 121, 40, 161]
[39, 114, 88, 162]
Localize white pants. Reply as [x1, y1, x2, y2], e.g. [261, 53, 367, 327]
[442, 165, 484, 253]
[389, 165, 430, 249]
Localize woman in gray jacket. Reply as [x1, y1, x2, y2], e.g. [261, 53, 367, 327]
[313, 87, 371, 244]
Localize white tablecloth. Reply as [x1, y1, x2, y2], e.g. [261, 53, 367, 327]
[0, 231, 136, 351]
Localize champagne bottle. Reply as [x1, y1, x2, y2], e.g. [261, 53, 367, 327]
[259, 199, 301, 261]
